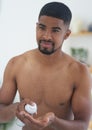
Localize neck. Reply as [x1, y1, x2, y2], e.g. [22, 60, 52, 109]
[35, 48, 64, 66]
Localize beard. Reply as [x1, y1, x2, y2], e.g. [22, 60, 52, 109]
[38, 40, 55, 55]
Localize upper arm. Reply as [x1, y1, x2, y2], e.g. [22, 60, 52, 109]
[72, 64, 92, 123]
[0, 58, 17, 105]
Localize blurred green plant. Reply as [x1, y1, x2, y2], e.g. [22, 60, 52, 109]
[70, 47, 88, 63]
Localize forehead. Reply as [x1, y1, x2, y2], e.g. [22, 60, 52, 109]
[38, 16, 65, 27]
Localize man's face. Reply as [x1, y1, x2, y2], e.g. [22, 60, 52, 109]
[36, 16, 71, 55]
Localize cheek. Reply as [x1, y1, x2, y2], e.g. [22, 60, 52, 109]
[55, 35, 64, 44]
[54, 38, 64, 49]
[36, 30, 42, 39]
[36, 31, 40, 41]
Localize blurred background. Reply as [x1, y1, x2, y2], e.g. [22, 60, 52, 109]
[0, 0, 92, 130]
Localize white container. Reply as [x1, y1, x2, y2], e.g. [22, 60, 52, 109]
[16, 103, 37, 127]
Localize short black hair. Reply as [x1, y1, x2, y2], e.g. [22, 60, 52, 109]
[38, 2, 72, 25]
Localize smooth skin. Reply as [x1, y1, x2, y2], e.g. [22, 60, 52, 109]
[0, 16, 92, 130]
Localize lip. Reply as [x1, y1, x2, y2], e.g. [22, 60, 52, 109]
[41, 43, 52, 48]
[41, 41, 52, 48]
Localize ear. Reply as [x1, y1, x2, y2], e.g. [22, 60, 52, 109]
[64, 29, 71, 40]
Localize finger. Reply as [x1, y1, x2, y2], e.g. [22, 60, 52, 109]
[24, 113, 47, 128]
[43, 112, 55, 126]
[16, 111, 25, 118]
[17, 99, 29, 112]
[18, 101, 26, 111]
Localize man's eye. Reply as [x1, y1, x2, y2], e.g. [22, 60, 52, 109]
[52, 29, 60, 32]
[39, 26, 45, 30]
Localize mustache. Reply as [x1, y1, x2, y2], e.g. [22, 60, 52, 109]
[39, 40, 54, 44]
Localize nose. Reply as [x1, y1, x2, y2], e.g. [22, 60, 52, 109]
[43, 30, 52, 40]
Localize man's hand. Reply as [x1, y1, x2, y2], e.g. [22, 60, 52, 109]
[19, 111, 55, 129]
[16, 98, 55, 129]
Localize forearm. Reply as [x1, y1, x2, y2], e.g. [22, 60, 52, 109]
[0, 102, 19, 123]
[51, 116, 89, 130]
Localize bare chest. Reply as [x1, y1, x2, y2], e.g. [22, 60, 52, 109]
[17, 67, 74, 109]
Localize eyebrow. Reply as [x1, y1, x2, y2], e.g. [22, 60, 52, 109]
[38, 23, 62, 31]
[38, 23, 45, 27]
[52, 27, 61, 31]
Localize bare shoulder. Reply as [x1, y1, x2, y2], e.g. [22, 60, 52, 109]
[65, 53, 90, 77]
[7, 49, 35, 67]
[4, 49, 36, 76]
[64, 53, 91, 88]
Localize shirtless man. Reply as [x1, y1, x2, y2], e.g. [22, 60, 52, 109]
[0, 2, 91, 130]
